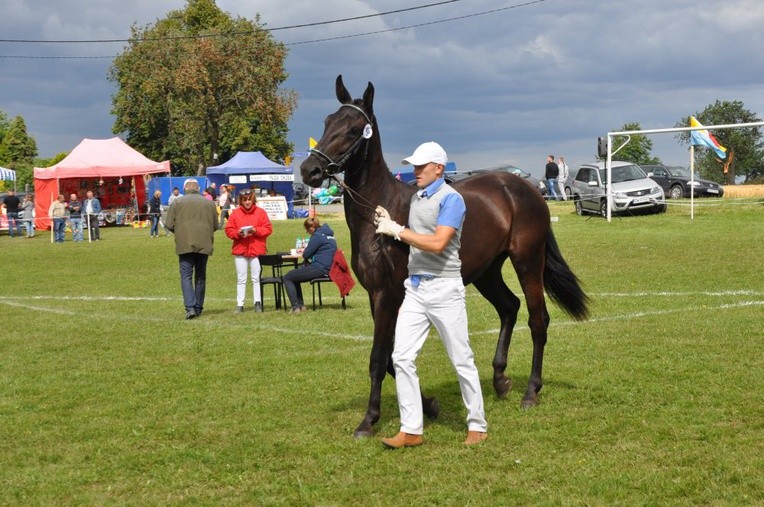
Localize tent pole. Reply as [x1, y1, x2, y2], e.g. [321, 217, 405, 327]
[50, 190, 55, 244]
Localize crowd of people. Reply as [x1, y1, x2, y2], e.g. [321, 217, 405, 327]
[163, 178, 337, 319]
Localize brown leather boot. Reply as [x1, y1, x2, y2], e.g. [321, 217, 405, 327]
[464, 431, 488, 445]
[381, 432, 423, 449]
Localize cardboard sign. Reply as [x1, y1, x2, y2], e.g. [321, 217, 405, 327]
[257, 196, 288, 220]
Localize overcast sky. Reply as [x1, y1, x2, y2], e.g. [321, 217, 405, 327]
[1, 0, 762, 178]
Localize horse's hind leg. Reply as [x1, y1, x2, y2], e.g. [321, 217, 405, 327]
[473, 267, 521, 399]
[514, 267, 550, 409]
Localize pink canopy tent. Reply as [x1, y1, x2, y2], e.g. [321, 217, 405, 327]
[33, 137, 170, 229]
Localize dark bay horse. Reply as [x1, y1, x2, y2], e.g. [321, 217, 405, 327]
[301, 75, 589, 438]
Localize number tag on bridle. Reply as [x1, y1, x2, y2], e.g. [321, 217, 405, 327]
[363, 124, 373, 139]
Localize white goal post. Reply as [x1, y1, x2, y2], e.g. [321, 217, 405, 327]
[600, 121, 764, 222]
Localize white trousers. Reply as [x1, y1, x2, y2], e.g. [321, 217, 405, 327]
[392, 276, 487, 435]
[234, 256, 262, 306]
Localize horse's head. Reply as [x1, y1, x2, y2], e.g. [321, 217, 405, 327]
[300, 75, 376, 188]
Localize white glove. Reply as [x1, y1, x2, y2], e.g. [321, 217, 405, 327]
[374, 206, 391, 225]
[375, 217, 404, 240]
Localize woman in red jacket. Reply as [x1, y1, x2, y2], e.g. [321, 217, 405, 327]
[224, 189, 273, 312]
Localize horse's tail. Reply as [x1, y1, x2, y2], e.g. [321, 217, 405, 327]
[543, 229, 589, 320]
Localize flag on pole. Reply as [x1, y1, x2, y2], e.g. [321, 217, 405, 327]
[309, 137, 318, 149]
[689, 116, 727, 159]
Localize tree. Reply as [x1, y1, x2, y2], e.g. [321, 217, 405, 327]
[675, 100, 764, 184]
[109, 0, 297, 175]
[601, 122, 661, 165]
[0, 115, 38, 189]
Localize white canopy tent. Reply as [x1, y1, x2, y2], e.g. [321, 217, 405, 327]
[0, 167, 16, 191]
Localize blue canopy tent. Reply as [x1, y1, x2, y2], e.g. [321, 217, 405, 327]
[146, 176, 209, 206]
[206, 152, 295, 217]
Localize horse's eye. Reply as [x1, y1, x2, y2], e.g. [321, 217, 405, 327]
[350, 126, 361, 136]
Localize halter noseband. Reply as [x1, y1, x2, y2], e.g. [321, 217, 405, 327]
[310, 104, 372, 176]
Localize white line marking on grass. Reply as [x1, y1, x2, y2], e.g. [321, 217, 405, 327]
[0, 295, 175, 302]
[0, 295, 373, 342]
[0, 299, 76, 314]
[589, 290, 764, 298]
[471, 300, 764, 337]
[3, 292, 761, 343]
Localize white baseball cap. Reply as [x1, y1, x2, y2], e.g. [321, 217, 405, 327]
[401, 141, 448, 166]
[183, 178, 199, 190]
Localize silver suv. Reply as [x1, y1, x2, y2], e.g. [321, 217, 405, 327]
[572, 161, 666, 217]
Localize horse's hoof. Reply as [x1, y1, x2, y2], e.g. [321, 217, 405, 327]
[494, 377, 512, 399]
[520, 394, 539, 409]
[423, 397, 440, 419]
[353, 429, 374, 439]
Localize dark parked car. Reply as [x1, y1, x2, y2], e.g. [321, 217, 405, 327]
[640, 164, 724, 199]
[448, 165, 547, 196]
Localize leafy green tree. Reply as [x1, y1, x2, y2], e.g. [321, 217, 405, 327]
[109, 0, 297, 175]
[0, 115, 38, 189]
[602, 122, 661, 165]
[0, 111, 11, 165]
[675, 100, 764, 184]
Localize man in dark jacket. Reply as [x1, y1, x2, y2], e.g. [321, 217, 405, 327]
[544, 155, 560, 201]
[282, 217, 337, 313]
[2, 190, 22, 237]
[165, 179, 219, 319]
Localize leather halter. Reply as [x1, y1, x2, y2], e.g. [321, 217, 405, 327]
[310, 104, 372, 177]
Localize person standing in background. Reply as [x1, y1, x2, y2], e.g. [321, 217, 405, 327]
[148, 190, 162, 238]
[544, 155, 560, 201]
[21, 194, 35, 238]
[49, 194, 67, 243]
[165, 179, 219, 320]
[557, 156, 569, 201]
[168, 187, 182, 206]
[67, 193, 84, 242]
[224, 189, 273, 313]
[83, 190, 102, 241]
[218, 185, 232, 228]
[1, 189, 22, 238]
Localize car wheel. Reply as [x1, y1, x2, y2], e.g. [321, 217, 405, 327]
[669, 185, 683, 199]
[657, 203, 667, 214]
[599, 200, 608, 218]
[574, 198, 584, 216]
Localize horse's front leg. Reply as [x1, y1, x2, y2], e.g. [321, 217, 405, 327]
[353, 298, 397, 438]
[353, 293, 439, 437]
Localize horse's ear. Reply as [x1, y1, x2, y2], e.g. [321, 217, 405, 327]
[362, 82, 375, 117]
[336, 75, 352, 104]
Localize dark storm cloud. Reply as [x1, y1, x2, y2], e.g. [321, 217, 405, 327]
[1, 0, 762, 176]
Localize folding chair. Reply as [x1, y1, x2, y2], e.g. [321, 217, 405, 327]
[310, 249, 353, 310]
[258, 254, 287, 310]
[310, 276, 346, 310]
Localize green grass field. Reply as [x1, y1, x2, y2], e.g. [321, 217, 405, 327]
[1, 200, 763, 505]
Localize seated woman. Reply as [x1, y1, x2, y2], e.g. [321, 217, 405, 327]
[283, 217, 337, 313]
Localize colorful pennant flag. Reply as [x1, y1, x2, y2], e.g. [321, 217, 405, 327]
[309, 137, 318, 149]
[689, 116, 727, 159]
